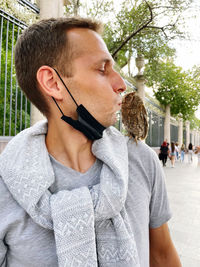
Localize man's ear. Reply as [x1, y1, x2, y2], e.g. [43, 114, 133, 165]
[36, 66, 63, 100]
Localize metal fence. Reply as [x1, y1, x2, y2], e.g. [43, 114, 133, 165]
[146, 110, 165, 147]
[18, 0, 39, 13]
[145, 110, 179, 147]
[170, 124, 178, 144]
[0, 9, 31, 136]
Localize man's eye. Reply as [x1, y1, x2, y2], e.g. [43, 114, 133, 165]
[99, 69, 105, 74]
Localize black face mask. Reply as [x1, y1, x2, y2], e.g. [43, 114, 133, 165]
[52, 69, 106, 140]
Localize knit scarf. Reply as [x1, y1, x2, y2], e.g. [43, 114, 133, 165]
[0, 121, 140, 267]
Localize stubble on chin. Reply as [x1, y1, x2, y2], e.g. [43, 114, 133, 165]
[103, 113, 118, 128]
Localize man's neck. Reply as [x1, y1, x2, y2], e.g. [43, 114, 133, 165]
[45, 119, 96, 173]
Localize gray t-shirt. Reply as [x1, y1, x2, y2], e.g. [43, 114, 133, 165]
[0, 139, 171, 267]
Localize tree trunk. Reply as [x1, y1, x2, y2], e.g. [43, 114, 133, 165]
[185, 120, 190, 149]
[178, 117, 183, 146]
[164, 104, 171, 144]
[73, 0, 80, 15]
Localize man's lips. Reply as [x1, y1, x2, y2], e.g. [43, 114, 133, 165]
[118, 101, 122, 106]
[116, 102, 122, 111]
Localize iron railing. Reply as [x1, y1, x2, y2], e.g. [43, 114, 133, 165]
[0, 9, 31, 136]
[145, 110, 165, 147]
[17, 0, 39, 14]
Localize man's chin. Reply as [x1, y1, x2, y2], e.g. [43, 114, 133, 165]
[112, 117, 118, 126]
[99, 113, 119, 128]
[106, 115, 118, 127]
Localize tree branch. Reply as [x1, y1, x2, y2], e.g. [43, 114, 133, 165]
[149, 15, 181, 38]
[151, 5, 181, 10]
[146, 25, 168, 38]
[112, 0, 153, 59]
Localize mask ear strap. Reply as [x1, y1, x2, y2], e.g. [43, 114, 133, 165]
[52, 97, 64, 116]
[53, 68, 78, 107]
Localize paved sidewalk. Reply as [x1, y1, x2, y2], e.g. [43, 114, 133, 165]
[163, 154, 200, 267]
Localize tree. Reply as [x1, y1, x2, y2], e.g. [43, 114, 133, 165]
[64, 0, 200, 132]
[65, 0, 113, 19]
[144, 59, 200, 141]
[103, 0, 195, 68]
[65, 0, 81, 16]
[145, 60, 200, 119]
[190, 115, 200, 130]
[65, 0, 195, 76]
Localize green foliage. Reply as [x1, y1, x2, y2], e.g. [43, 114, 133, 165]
[103, 0, 192, 68]
[65, 0, 114, 19]
[0, 0, 38, 25]
[83, 0, 114, 19]
[64, 0, 195, 72]
[145, 60, 200, 120]
[190, 115, 200, 130]
[0, 17, 30, 136]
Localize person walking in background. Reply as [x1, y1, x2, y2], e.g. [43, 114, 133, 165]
[165, 139, 169, 147]
[180, 144, 185, 162]
[194, 146, 200, 166]
[160, 141, 169, 167]
[170, 142, 176, 168]
[175, 142, 179, 161]
[188, 143, 193, 163]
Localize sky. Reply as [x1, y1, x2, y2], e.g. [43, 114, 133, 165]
[172, 1, 200, 70]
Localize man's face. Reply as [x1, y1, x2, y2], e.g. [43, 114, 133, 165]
[61, 28, 126, 127]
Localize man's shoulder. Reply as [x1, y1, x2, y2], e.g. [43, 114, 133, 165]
[0, 120, 48, 172]
[1, 120, 47, 153]
[126, 137, 162, 189]
[126, 137, 158, 162]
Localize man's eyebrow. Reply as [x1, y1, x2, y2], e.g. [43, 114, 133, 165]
[95, 58, 115, 66]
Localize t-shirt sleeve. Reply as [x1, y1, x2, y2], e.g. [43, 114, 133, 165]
[149, 152, 172, 228]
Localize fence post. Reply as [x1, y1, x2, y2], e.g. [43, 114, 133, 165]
[31, 0, 64, 125]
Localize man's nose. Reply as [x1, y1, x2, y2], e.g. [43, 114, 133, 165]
[112, 72, 126, 94]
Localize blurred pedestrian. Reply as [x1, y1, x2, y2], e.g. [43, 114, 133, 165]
[188, 143, 193, 163]
[194, 146, 200, 166]
[160, 141, 169, 167]
[170, 142, 176, 168]
[175, 142, 179, 161]
[180, 144, 185, 162]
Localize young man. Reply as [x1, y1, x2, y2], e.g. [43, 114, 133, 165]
[0, 18, 181, 267]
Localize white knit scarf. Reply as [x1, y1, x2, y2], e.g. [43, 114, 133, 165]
[0, 121, 140, 267]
